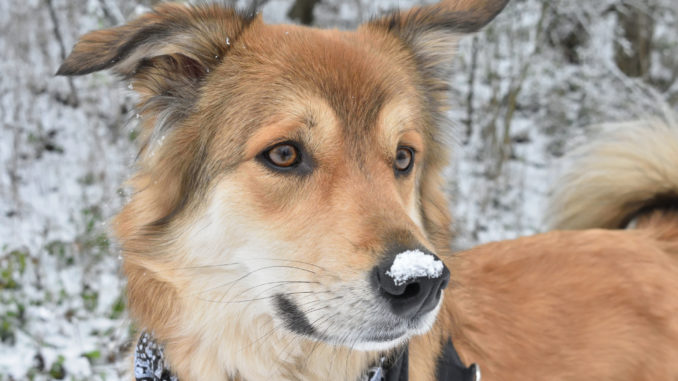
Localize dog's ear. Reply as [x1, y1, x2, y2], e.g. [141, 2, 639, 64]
[368, 0, 509, 95]
[58, 4, 256, 151]
[57, 3, 253, 79]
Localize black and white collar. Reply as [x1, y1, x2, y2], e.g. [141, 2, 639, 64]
[134, 331, 177, 381]
[134, 331, 479, 381]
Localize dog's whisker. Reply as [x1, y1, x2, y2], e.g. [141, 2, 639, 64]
[194, 265, 317, 296]
[187, 258, 325, 272]
[295, 295, 335, 308]
[146, 262, 316, 278]
[241, 325, 280, 353]
[199, 290, 329, 304]
[277, 318, 319, 367]
[303, 304, 330, 315]
[215, 266, 319, 303]
[144, 258, 325, 275]
[272, 311, 333, 373]
[299, 314, 335, 371]
[173, 262, 241, 270]
[139, 261, 242, 277]
[223, 280, 320, 303]
[220, 279, 321, 305]
[239, 299, 332, 355]
[246, 257, 327, 271]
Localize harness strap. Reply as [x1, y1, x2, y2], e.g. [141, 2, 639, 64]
[435, 339, 481, 381]
[365, 346, 408, 381]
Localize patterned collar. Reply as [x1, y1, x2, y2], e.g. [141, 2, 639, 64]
[134, 331, 478, 381]
[134, 332, 176, 381]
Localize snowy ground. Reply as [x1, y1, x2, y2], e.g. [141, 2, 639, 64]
[1, 0, 676, 379]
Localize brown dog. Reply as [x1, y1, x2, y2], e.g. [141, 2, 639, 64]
[58, 0, 678, 379]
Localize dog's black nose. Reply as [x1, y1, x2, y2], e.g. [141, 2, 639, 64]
[373, 248, 450, 319]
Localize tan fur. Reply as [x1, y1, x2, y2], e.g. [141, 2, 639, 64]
[54, 1, 678, 380]
[414, 226, 678, 380]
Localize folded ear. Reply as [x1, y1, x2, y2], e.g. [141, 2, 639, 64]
[57, 3, 254, 79]
[368, 0, 510, 96]
[58, 4, 257, 153]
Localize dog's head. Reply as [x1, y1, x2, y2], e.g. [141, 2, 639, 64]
[60, 0, 507, 357]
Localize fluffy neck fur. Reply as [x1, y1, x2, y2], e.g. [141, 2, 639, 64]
[125, 258, 380, 381]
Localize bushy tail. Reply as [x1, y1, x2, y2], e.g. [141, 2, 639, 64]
[548, 116, 678, 230]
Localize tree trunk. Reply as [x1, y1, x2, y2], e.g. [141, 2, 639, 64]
[287, 0, 321, 25]
[614, 2, 654, 78]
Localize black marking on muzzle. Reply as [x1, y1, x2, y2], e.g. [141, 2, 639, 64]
[274, 294, 316, 336]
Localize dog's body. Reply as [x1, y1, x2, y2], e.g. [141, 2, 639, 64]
[416, 119, 678, 380]
[425, 215, 678, 380]
[57, 1, 678, 380]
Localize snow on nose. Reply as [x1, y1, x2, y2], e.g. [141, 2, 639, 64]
[386, 249, 444, 286]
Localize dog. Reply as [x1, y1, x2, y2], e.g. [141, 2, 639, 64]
[57, 0, 678, 379]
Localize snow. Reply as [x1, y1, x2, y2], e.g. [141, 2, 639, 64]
[386, 250, 444, 286]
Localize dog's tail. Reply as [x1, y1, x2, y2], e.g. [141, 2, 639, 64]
[548, 117, 678, 231]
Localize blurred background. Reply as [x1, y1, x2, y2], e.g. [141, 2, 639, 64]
[0, 0, 676, 379]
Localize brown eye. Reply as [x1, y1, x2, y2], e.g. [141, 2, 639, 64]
[266, 143, 300, 168]
[394, 146, 414, 174]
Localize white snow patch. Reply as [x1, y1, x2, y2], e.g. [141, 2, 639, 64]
[386, 250, 443, 286]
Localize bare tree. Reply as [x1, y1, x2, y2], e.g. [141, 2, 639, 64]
[287, 0, 321, 25]
[614, 1, 654, 78]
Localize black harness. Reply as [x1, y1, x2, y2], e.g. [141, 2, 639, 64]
[363, 346, 409, 381]
[134, 331, 479, 381]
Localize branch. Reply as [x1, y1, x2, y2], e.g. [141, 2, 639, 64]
[464, 36, 479, 144]
[46, 0, 79, 107]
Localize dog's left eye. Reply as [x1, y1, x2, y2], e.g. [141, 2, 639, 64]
[258, 141, 314, 175]
[265, 143, 300, 168]
[394, 146, 415, 175]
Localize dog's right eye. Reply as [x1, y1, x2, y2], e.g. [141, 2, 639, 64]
[262, 142, 301, 169]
